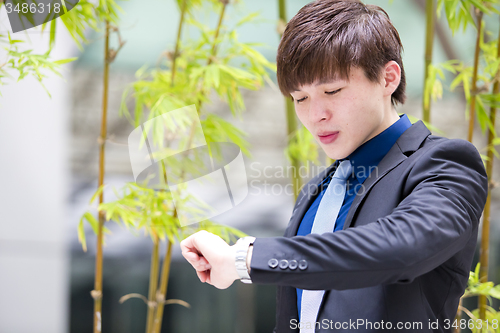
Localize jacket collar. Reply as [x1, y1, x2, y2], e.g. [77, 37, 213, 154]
[283, 120, 431, 237]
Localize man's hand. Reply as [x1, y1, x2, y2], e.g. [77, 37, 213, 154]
[180, 230, 240, 289]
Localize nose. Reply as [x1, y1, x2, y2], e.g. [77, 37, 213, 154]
[309, 97, 331, 123]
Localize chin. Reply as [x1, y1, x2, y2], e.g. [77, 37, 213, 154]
[324, 147, 351, 161]
[326, 153, 347, 161]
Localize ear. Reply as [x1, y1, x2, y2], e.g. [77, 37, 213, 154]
[382, 61, 401, 97]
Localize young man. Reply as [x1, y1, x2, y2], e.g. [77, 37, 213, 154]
[181, 0, 488, 332]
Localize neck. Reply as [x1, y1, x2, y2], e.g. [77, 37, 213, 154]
[363, 108, 400, 145]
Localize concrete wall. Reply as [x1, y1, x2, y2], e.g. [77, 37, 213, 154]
[0, 13, 75, 333]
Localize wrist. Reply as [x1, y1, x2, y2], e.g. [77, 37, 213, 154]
[246, 243, 254, 272]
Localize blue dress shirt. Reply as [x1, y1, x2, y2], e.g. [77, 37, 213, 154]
[296, 113, 412, 317]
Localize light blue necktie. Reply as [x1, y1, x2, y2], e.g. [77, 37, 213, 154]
[300, 160, 352, 333]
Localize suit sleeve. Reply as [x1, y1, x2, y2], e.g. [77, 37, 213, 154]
[249, 139, 488, 290]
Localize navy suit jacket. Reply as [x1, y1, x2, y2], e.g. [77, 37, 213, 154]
[249, 120, 488, 332]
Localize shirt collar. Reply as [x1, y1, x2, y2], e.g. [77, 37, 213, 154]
[337, 113, 412, 184]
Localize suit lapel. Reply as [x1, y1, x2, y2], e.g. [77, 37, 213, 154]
[343, 120, 431, 229]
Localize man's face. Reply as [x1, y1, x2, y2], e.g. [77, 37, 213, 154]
[290, 67, 397, 160]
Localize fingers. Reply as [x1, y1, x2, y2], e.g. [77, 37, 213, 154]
[180, 234, 202, 264]
[181, 233, 212, 283]
[180, 234, 198, 256]
[196, 269, 210, 283]
[181, 231, 229, 286]
[183, 251, 212, 270]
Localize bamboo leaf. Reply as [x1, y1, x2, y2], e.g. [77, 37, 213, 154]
[53, 57, 78, 65]
[78, 218, 87, 252]
[84, 212, 99, 234]
[90, 184, 106, 205]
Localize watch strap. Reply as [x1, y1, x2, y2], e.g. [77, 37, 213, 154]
[234, 237, 254, 284]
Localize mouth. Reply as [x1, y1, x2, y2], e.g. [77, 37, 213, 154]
[317, 131, 339, 144]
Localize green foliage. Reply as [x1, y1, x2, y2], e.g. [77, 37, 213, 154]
[0, 32, 77, 96]
[173, 0, 221, 15]
[475, 94, 498, 135]
[99, 183, 182, 243]
[135, 14, 276, 117]
[427, 28, 500, 137]
[464, 264, 500, 299]
[78, 180, 247, 251]
[467, 309, 500, 332]
[460, 264, 500, 331]
[449, 61, 473, 100]
[201, 113, 251, 157]
[81, 0, 274, 250]
[78, 184, 112, 252]
[120, 67, 190, 127]
[444, 28, 500, 136]
[423, 60, 461, 110]
[480, 36, 500, 80]
[0, 0, 123, 95]
[406, 113, 447, 135]
[118, 1, 274, 155]
[44, 0, 124, 50]
[437, 0, 499, 34]
[285, 125, 320, 167]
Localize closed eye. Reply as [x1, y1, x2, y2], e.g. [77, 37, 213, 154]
[295, 88, 340, 103]
[326, 89, 341, 95]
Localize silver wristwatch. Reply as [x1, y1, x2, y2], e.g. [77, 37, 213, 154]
[234, 237, 254, 284]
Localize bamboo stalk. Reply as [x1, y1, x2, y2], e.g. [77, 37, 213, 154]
[195, 1, 227, 112]
[207, 4, 226, 69]
[171, 0, 188, 86]
[152, 241, 173, 333]
[479, 195, 492, 319]
[423, 0, 435, 124]
[148, 4, 228, 332]
[145, 233, 160, 333]
[150, 105, 201, 333]
[455, 6, 486, 332]
[453, 298, 463, 333]
[278, 0, 286, 25]
[93, 19, 111, 333]
[468, 9, 483, 143]
[286, 97, 301, 200]
[278, 0, 301, 200]
[209, 2, 227, 65]
[477, 17, 500, 320]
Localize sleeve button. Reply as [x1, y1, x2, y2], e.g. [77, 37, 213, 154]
[288, 259, 298, 270]
[298, 260, 308, 270]
[268, 258, 279, 269]
[279, 259, 289, 270]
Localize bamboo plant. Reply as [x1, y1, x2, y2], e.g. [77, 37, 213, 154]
[0, 0, 114, 91]
[277, 0, 328, 195]
[277, 0, 303, 200]
[2, 1, 125, 332]
[0, 0, 92, 93]
[423, 0, 436, 123]
[426, 0, 500, 328]
[73, 1, 124, 332]
[79, 0, 275, 332]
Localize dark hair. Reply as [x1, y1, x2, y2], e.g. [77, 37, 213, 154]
[276, 0, 406, 105]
